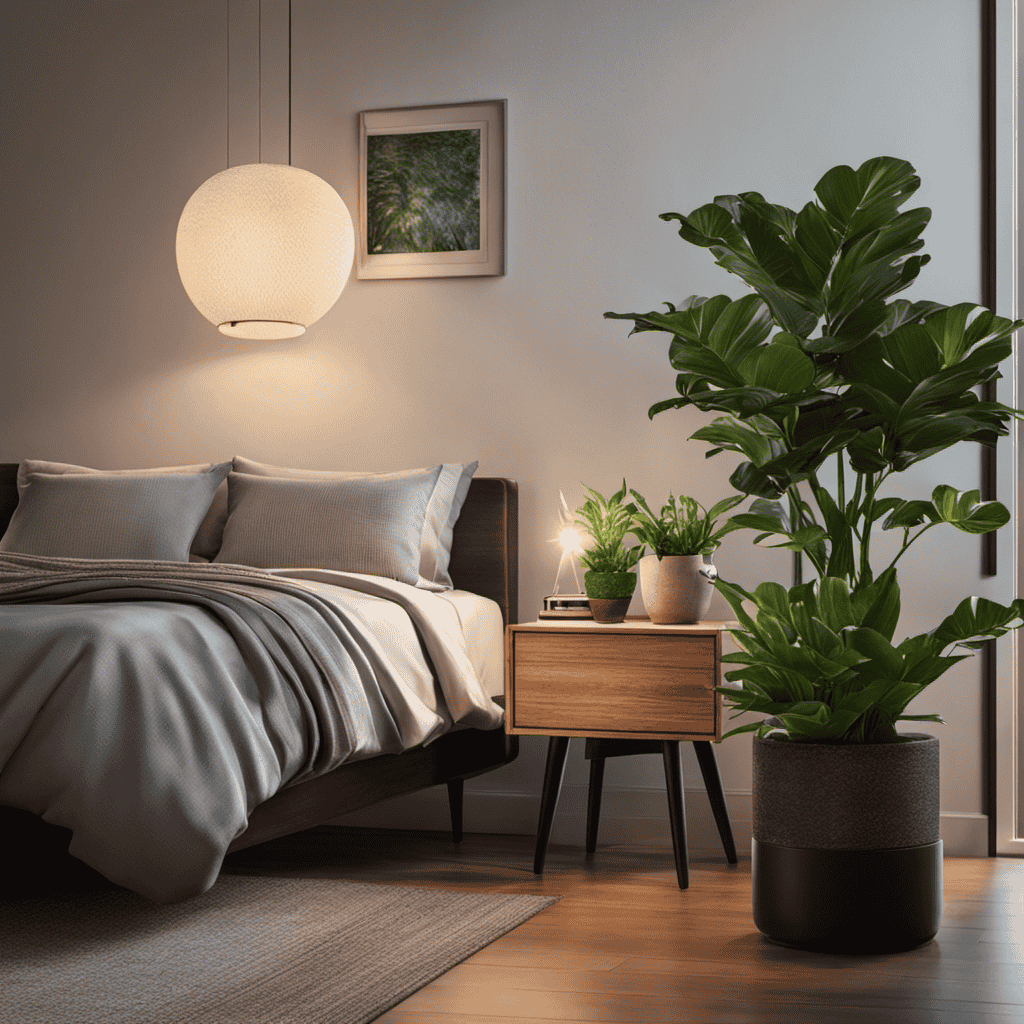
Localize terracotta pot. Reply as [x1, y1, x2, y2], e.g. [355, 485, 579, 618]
[752, 732, 942, 953]
[637, 554, 716, 624]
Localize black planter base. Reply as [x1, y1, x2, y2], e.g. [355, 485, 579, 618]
[752, 838, 943, 953]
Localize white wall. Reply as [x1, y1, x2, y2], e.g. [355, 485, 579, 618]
[1, 0, 995, 855]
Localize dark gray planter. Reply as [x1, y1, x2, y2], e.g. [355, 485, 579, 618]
[752, 732, 942, 953]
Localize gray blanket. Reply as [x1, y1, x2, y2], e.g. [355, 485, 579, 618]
[0, 553, 501, 902]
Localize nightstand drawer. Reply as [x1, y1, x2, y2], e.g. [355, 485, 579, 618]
[508, 631, 719, 738]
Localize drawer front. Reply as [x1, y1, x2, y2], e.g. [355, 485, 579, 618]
[509, 632, 719, 737]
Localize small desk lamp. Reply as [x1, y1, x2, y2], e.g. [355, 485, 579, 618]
[540, 492, 592, 619]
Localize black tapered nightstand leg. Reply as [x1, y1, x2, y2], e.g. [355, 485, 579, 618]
[692, 741, 738, 864]
[447, 778, 464, 844]
[534, 736, 570, 874]
[662, 740, 689, 890]
[585, 756, 605, 855]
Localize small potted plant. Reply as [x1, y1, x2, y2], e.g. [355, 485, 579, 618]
[629, 490, 742, 623]
[607, 155, 1024, 953]
[574, 481, 644, 623]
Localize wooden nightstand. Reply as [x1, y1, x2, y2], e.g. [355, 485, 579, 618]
[505, 618, 738, 889]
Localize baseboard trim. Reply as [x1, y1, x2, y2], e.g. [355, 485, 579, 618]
[327, 785, 991, 859]
[939, 812, 989, 857]
[329, 783, 751, 857]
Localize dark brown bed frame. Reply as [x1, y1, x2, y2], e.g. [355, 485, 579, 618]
[0, 464, 519, 879]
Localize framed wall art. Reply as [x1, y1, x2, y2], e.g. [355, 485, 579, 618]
[357, 99, 506, 280]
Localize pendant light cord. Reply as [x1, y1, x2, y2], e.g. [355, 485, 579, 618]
[226, 0, 230, 168]
[257, 0, 262, 163]
[288, 0, 292, 166]
[224, 0, 289, 168]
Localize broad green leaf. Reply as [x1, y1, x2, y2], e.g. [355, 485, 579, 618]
[856, 206, 930, 265]
[663, 204, 746, 250]
[750, 581, 792, 621]
[877, 299, 948, 336]
[648, 396, 689, 419]
[847, 426, 889, 473]
[881, 322, 943, 383]
[818, 576, 855, 632]
[827, 298, 890, 345]
[669, 341, 745, 388]
[929, 485, 1011, 535]
[814, 156, 920, 240]
[816, 488, 855, 581]
[865, 496, 903, 525]
[729, 461, 784, 499]
[838, 339, 915, 405]
[842, 381, 903, 421]
[687, 385, 798, 418]
[853, 567, 901, 640]
[738, 344, 816, 393]
[707, 493, 746, 520]
[921, 303, 1019, 368]
[930, 596, 1024, 652]
[882, 499, 939, 530]
[763, 526, 828, 552]
[721, 720, 771, 740]
[691, 419, 781, 466]
[705, 294, 775, 362]
[794, 201, 841, 279]
[729, 512, 789, 535]
[844, 627, 903, 678]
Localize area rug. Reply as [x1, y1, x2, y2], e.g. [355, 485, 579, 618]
[0, 875, 558, 1023]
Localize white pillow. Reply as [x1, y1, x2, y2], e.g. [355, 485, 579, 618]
[16, 459, 228, 560]
[213, 467, 443, 585]
[231, 457, 478, 589]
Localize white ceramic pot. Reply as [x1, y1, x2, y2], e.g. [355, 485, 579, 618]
[638, 553, 716, 624]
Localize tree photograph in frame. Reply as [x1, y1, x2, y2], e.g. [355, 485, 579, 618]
[357, 100, 505, 279]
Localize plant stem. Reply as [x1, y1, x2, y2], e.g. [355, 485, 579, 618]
[885, 524, 935, 573]
[859, 472, 876, 585]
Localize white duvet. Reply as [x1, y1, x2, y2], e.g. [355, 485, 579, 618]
[0, 555, 502, 902]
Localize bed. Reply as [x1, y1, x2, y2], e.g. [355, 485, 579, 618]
[0, 460, 518, 902]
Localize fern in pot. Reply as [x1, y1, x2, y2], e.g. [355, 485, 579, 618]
[607, 156, 1024, 953]
[629, 490, 741, 623]
[573, 480, 644, 623]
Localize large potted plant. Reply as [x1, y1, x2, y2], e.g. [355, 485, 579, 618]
[607, 156, 1024, 952]
[629, 489, 740, 623]
[573, 481, 644, 623]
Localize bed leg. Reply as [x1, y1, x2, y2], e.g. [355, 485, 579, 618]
[447, 778, 465, 843]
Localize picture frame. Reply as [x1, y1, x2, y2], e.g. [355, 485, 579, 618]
[357, 99, 506, 280]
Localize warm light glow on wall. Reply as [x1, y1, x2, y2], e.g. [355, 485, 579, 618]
[176, 163, 354, 340]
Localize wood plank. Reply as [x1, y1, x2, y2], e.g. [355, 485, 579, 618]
[220, 827, 1024, 1024]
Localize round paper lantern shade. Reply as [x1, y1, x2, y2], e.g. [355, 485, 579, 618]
[176, 163, 354, 340]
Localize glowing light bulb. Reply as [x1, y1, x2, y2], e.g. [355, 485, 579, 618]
[558, 527, 583, 554]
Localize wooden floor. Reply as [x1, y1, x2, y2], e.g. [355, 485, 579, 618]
[220, 825, 1024, 1024]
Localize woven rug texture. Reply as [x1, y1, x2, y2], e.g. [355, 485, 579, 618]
[0, 874, 557, 1023]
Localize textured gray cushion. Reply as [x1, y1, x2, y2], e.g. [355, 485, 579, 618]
[16, 459, 228, 560]
[213, 467, 444, 584]
[231, 457, 478, 589]
[0, 466, 230, 561]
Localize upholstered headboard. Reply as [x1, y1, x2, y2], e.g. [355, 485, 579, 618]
[0, 465, 518, 626]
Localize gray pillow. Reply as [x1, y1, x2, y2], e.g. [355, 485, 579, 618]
[213, 467, 444, 584]
[231, 457, 478, 589]
[0, 465, 230, 561]
[16, 459, 229, 560]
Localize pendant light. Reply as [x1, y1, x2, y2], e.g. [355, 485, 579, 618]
[176, 1, 353, 340]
